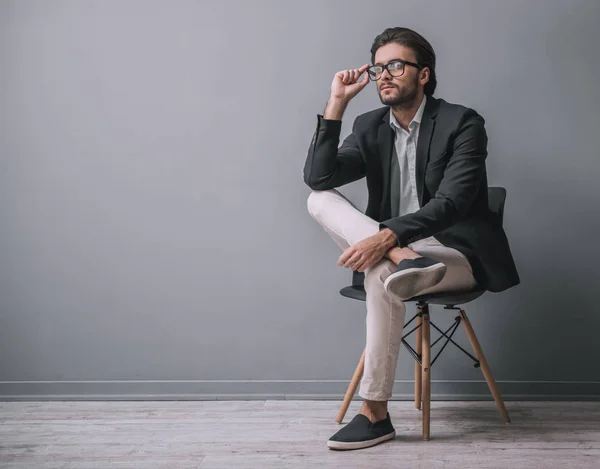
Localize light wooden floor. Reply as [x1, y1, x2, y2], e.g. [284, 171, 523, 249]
[1, 400, 599, 468]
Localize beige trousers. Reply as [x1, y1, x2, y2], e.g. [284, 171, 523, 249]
[307, 189, 477, 400]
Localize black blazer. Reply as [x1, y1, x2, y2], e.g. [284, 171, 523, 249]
[303, 96, 520, 293]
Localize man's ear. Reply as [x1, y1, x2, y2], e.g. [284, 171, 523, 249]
[420, 67, 430, 86]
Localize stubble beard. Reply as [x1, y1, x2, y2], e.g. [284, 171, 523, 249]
[379, 76, 419, 109]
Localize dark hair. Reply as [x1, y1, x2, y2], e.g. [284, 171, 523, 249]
[370, 27, 437, 96]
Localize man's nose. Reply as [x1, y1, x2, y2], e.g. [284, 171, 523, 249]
[380, 67, 393, 80]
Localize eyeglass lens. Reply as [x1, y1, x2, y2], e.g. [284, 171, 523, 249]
[368, 61, 405, 80]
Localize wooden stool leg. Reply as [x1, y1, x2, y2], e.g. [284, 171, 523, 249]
[414, 311, 423, 410]
[336, 348, 365, 424]
[459, 310, 511, 424]
[421, 306, 431, 440]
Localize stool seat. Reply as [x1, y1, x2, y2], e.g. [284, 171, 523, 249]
[339, 285, 485, 305]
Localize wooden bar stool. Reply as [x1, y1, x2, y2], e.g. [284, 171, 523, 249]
[335, 187, 511, 440]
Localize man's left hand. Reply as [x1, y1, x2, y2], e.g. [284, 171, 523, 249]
[338, 230, 397, 272]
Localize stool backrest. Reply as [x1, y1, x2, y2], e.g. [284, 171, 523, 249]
[351, 186, 507, 287]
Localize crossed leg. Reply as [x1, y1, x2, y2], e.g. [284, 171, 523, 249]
[307, 189, 477, 421]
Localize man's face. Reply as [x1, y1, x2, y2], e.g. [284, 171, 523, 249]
[373, 43, 423, 107]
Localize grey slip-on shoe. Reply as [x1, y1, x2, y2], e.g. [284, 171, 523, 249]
[383, 256, 447, 300]
[327, 412, 396, 450]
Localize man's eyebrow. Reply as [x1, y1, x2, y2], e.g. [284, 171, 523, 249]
[372, 58, 406, 66]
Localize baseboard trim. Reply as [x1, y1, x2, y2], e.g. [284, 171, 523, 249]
[1, 379, 599, 401]
[1, 393, 600, 402]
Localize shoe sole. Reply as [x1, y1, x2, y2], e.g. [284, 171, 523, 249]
[383, 263, 446, 300]
[327, 430, 396, 450]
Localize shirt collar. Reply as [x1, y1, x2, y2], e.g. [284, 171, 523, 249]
[389, 94, 427, 131]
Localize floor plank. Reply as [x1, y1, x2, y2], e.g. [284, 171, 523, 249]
[0, 400, 599, 468]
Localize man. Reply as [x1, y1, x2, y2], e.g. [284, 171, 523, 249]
[303, 27, 520, 450]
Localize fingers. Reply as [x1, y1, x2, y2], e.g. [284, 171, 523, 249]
[337, 247, 352, 266]
[355, 256, 373, 272]
[344, 69, 357, 84]
[342, 252, 363, 270]
[339, 64, 371, 85]
[356, 63, 370, 84]
[353, 257, 371, 272]
[358, 69, 369, 88]
[357, 256, 372, 272]
[338, 248, 359, 268]
[346, 254, 361, 269]
[338, 252, 356, 267]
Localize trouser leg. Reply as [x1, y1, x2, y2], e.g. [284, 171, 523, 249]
[306, 189, 478, 400]
[307, 189, 405, 400]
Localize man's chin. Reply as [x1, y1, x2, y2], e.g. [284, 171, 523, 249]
[380, 90, 401, 105]
[381, 91, 416, 107]
[381, 96, 403, 106]
[380, 93, 393, 104]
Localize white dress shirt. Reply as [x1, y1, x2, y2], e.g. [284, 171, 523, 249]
[389, 95, 427, 217]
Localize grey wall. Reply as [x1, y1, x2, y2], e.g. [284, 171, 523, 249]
[1, 0, 599, 400]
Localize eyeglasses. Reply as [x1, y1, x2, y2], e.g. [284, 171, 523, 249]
[368, 58, 422, 81]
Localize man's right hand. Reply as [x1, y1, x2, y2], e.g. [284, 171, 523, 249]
[330, 64, 371, 103]
[323, 64, 370, 120]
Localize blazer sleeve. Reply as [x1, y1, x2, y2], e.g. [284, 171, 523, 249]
[379, 109, 488, 247]
[303, 114, 366, 190]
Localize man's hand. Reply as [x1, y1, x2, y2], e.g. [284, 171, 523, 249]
[338, 228, 398, 272]
[324, 64, 371, 121]
[330, 64, 370, 103]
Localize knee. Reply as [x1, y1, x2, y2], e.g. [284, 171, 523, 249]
[306, 190, 334, 220]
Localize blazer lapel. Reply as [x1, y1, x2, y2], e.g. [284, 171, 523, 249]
[415, 97, 440, 205]
[377, 110, 394, 219]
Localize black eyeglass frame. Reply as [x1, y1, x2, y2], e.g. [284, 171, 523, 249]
[368, 58, 423, 81]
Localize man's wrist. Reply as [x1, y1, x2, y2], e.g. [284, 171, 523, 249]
[323, 97, 349, 120]
[379, 228, 398, 249]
